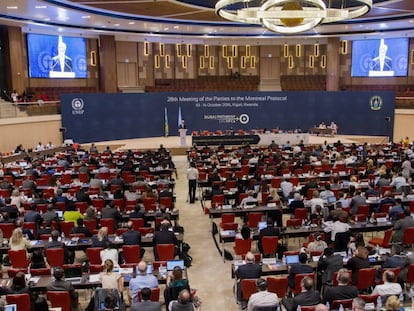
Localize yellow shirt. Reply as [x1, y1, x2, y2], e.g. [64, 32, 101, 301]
[63, 210, 84, 226]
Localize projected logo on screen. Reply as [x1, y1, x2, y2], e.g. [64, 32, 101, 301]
[72, 98, 84, 115]
[239, 114, 249, 124]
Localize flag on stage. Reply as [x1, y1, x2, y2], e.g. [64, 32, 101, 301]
[178, 106, 182, 127]
[164, 107, 169, 137]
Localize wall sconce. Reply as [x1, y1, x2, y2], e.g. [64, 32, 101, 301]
[186, 44, 192, 57]
[340, 40, 348, 55]
[308, 55, 314, 68]
[209, 56, 215, 69]
[176, 43, 182, 57]
[90, 51, 97, 66]
[154, 55, 160, 68]
[232, 45, 238, 57]
[250, 56, 256, 69]
[199, 56, 205, 69]
[245, 45, 251, 57]
[240, 56, 246, 69]
[227, 57, 233, 69]
[222, 45, 228, 58]
[165, 54, 170, 68]
[159, 43, 165, 57]
[411, 50, 414, 65]
[182, 55, 188, 69]
[283, 44, 289, 58]
[321, 55, 327, 68]
[204, 45, 210, 57]
[288, 55, 294, 69]
[295, 44, 301, 58]
[314, 43, 320, 57]
[144, 41, 150, 56]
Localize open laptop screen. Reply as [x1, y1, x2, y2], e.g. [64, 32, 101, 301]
[258, 221, 267, 231]
[285, 255, 300, 264]
[166, 259, 185, 271]
[5, 305, 16, 311]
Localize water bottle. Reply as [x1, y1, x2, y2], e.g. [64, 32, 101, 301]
[296, 305, 301, 311]
[61, 231, 65, 241]
[339, 304, 344, 311]
[147, 262, 153, 274]
[282, 254, 286, 265]
[326, 302, 330, 310]
[376, 244, 380, 255]
[399, 292, 404, 303]
[377, 295, 382, 311]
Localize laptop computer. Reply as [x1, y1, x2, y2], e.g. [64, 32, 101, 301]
[327, 196, 336, 204]
[4, 305, 16, 311]
[56, 210, 63, 219]
[258, 221, 267, 231]
[64, 266, 83, 284]
[285, 254, 300, 264]
[166, 259, 185, 271]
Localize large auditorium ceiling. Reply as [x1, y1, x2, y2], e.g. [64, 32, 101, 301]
[0, 0, 414, 42]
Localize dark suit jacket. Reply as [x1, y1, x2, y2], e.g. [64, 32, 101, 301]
[71, 226, 92, 237]
[47, 279, 77, 300]
[130, 301, 162, 311]
[288, 263, 314, 289]
[318, 254, 343, 284]
[122, 229, 142, 245]
[295, 290, 321, 305]
[258, 226, 280, 253]
[323, 284, 359, 304]
[51, 56, 73, 72]
[154, 229, 178, 245]
[235, 263, 262, 280]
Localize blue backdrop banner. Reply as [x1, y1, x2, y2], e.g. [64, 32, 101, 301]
[61, 91, 395, 143]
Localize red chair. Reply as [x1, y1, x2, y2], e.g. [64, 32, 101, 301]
[240, 279, 258, 301]
[159, 197, 172, 209]
[113, 198, 125, 211]
[357, 205, 370, 218]
[403, 227, 414, 247]
[331, 299, 354, 310]
[46, 248, 64, 267]
[138, 227, 154, 235]
[86, 247, 103, 273]
[156, 244, 175, 260]
[220, 213, 235, 229]
[100, 218, 115, 234]
[8, 249, 30, 269]
[60, 221, 75, 237]
[75, 201, 89, 214]
[153, 261, 167, 271]
[0, 189, 10, 198]
[48, 291, 72, 311]
[211, 194, 225, 208]
[380, 267, 401, 283]
[294, 208, 308, 221]
[247, 212, 263, 228]
[78, 172, 89, 183]
[36, 203, 48, 214]
[233, 238, 252, 257]
[221, 223, 238, 230]
[356, 268, 377, 292]
[286, 218, 301, 227]
[130, 218, 145, 230]
[368, 228, 393, 248]
[30, 267, 52, 275]
[22, 222, 37, 238]
[261, 236, 278, 256]
[358, 294, 380, 307]
[407, 264, 414, 287]
[6, 293, 31, 311]
[122, 245, 141, 264]
[84, 219, 97, 233]
[293, 273, 315, 295]
[267, 276, 288, 298]
[138, 287, 160, 302]
[0, 223, 15, 239]
[143, 197, 157, 211]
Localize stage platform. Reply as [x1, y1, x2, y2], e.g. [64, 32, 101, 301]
[82, 134, 389, 155]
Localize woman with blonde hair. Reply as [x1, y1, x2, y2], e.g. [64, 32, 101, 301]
[100, 259, 123, 292]
[92, 226, 109, 248]
[10, 189, 26, 213]
[385, 295, 403, 311]
[10, 228, 31, 256]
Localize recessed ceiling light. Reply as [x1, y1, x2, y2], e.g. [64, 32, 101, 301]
[35, 5, 47, 9]
[128, 22, 135, 25]
[164, 27, 169, 31]
[6, 6, 18, 9]
[58, 28, 63, 32]
[114, 23, 120, 26]
[44, 18, 51, 21]
[82, 15, 91, 19]
[174, 26, 179, 29]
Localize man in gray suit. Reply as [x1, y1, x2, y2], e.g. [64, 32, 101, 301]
[130, 287, 162, 311]
[391, 209, 414, 243]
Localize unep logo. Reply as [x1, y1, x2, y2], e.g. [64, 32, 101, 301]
[239, 114, 249, 124]
[72, 98, 84, 115]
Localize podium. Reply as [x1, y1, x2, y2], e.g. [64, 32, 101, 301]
[179, 128, 187, 147]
